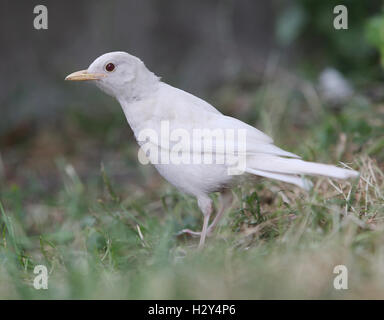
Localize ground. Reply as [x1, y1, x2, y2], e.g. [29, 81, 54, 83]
[0, 79, 383, 299]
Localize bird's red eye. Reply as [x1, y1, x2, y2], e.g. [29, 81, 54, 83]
[105, 63, 115, 72]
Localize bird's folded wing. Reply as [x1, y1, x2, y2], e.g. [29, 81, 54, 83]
[138, 84, 300, 159]
[141, 110, 300, 159]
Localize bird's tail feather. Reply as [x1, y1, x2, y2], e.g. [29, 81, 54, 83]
[245, 168, 313, 190]
[246, 156, 358, 190]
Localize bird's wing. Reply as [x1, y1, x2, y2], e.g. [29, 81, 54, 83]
[159, 83, 223, 115]
[138, 83, 358, 190]
[140, 83, 299, 159]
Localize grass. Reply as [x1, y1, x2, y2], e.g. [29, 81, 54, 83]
[0, 79, 383, 299]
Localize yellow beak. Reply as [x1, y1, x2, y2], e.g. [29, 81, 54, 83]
[65, 70, 106, 81]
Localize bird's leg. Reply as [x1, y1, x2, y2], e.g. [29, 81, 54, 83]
[177, 191, 233, 239]
[206, 190, 233, 235]
[197, 196, 213, 249]
[198, 214, 211, 249]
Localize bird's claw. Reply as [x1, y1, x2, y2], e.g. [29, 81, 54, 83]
[176, 229, 201, 238]
[176, 228, 213, 238]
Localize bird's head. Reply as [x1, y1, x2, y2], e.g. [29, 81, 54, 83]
[65, 51, 159, 100]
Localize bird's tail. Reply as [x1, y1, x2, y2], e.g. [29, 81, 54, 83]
[245, 156, 359, 190]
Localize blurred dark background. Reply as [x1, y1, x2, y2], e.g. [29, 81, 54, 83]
[1, 0, 383, 198]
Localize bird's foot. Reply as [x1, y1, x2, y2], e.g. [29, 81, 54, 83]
[177, 228, 214, 238]
[176, 229, 201, 238]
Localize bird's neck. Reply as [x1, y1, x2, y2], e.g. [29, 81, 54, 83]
[119, 94, 157, 141]
[117, 72, 160, 137]
[120, 68, 160, 103]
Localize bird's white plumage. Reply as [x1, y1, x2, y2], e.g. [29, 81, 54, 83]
[82, 51, 359, 194]
[68, 51, 359, 247]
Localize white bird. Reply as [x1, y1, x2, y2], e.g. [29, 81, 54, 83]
[66, 52, 359, 248]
